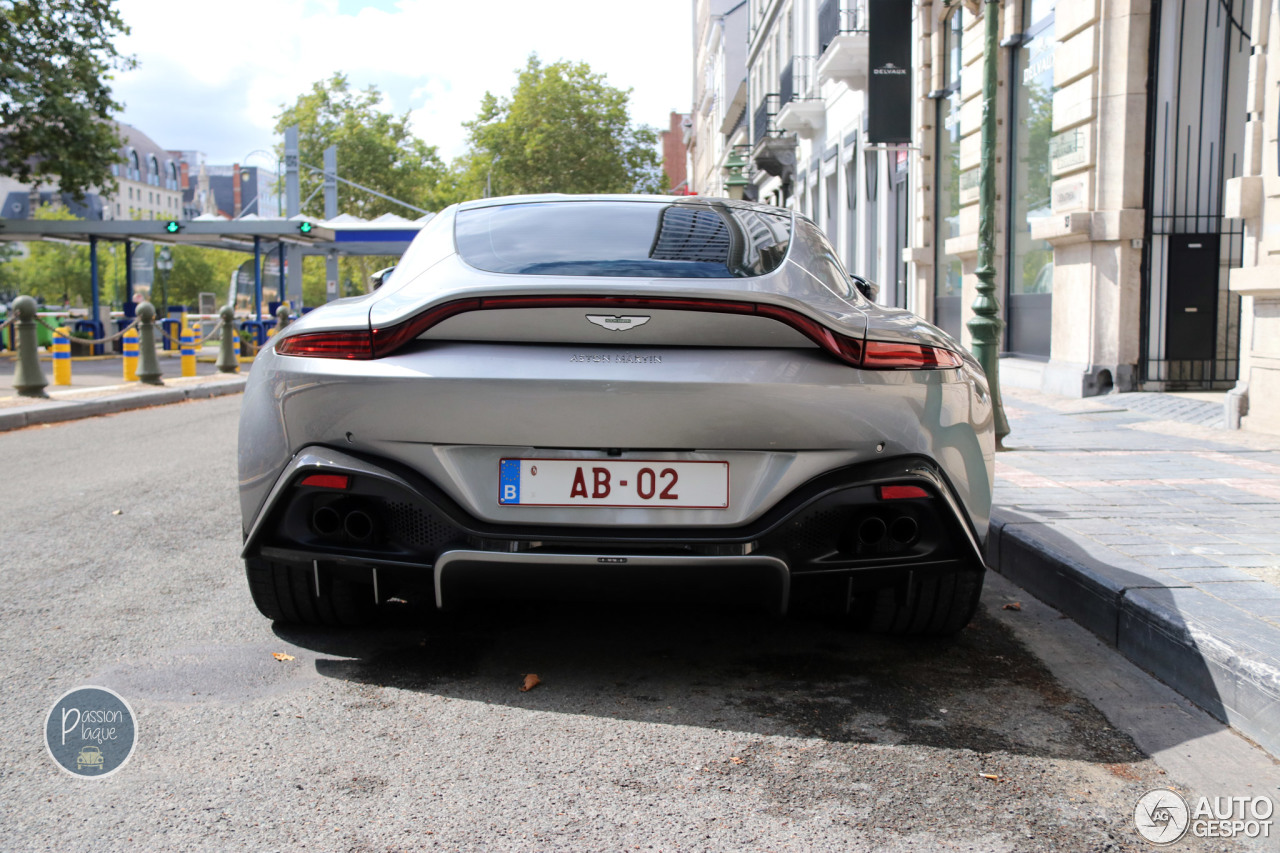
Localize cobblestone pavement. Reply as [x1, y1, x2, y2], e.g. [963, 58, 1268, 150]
[996, 387, 1280, 623]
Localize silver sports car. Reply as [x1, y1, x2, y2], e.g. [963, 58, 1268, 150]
[238, 195, 994, 635]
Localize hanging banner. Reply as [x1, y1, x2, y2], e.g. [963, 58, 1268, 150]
[868, 0, 912, 144]
[130, 242, 154, 302]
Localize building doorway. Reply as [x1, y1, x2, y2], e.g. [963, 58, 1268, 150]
[1141, 0, 1249, 388]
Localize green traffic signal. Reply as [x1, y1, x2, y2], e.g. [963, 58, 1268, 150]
[165, 220, 181, 234]
[298, 221, 313, 234]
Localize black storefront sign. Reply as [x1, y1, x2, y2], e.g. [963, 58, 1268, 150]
[868, 0, 912, 144]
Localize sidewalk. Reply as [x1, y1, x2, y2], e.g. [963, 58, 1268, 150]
[991, 386, 1280, 756]
[1, 350, 246, 431]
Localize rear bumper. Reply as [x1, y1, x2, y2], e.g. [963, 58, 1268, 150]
[243, 445, 986, 608]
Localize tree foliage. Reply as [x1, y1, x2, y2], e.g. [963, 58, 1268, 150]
[0, 0, 135, 198]
[275, 74, 455, 220]
[458, 55, 663, 198]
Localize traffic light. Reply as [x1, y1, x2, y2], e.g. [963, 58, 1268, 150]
[164, 220, 182, 234]
[298, 221, 313, 235]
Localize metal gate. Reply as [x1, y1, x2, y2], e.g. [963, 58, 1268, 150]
[1140, 0, 1250, 388]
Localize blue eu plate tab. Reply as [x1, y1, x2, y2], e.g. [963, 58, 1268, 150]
[499, 459, 521, 504]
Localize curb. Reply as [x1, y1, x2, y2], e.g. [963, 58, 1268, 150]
[988, 508, 1280, 757]
[0, 377, 246, 432]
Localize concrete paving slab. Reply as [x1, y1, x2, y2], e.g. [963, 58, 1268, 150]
[991, 386, 1280, 757]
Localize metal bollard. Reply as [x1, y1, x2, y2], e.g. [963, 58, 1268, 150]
[274, 304, 291, 335]
[180, 316, 196, 377]
[135, 302, 162, 386]
[216, 305, 239, 373]
[53, 326, 72, 386]
[123, 327, 139, 381]
[11, 295, 48, 397]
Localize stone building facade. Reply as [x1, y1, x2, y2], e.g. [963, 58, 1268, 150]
[691, 0, 1275, 434]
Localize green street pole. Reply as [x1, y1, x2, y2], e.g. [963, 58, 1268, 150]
[966, 0, 1011, 447]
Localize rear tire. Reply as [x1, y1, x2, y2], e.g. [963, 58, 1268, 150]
[245, 557, 376, 627]
[853, 566, 985, 636]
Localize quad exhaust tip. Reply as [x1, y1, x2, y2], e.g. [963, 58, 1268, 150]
[344, 509, 374, 542]
[855, 514, 920, 549]
[312, 505, 342, 537]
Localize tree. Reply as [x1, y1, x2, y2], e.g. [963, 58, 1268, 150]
[275, 74, 456, 220]
[0, 1, 135, 198]
[458, 55, 663, 197]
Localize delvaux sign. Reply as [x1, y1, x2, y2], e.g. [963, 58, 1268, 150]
[868, 0, 912, 145]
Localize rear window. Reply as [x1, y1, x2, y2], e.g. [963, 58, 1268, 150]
[455, 201, 792, 278]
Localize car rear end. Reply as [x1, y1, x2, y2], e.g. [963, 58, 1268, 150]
[238, 197, 994, 632]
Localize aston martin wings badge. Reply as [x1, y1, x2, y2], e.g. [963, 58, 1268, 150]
[586, 315, 652, 331]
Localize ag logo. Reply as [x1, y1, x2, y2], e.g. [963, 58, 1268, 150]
[1135, 788, 1190, 844]
[586, 315, 651, 331]
[44, 686, 137, 779]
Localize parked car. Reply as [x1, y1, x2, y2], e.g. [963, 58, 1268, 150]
[237, 195, 994, 635]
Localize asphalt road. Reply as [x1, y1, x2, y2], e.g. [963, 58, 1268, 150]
[1, 396, 1276, 851]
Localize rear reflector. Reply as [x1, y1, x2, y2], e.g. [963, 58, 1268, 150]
[880, 485, 929, 500]
[300, 474, 350, 490]
[277, 294, 963, 370]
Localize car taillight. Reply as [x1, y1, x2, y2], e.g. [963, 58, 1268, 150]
[862, 341, 964, 369]
[276, 330, 373, 359]
[277, 295, 962, 370]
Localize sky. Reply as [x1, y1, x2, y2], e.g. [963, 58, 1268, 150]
[111, 0, 695, 170]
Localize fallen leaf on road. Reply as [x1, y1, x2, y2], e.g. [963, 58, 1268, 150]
[111, 509, 123, 516]
[520, 673, 541, 692]
[980, 773, 1000, 782]
[1002, 602, 1022, 611]
[272, 652, 295, 661]
[729, 757, 744, 765]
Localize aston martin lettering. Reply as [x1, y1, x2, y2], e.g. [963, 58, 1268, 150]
[569, 353, 663, 364]
[587, 314, 652, 331]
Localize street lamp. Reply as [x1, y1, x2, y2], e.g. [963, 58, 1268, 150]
[241, 149, 282, 218]
[155, 246, 173, 312]
[723, 145, 751, 200]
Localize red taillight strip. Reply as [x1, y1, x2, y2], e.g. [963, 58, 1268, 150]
[863, 340, 964, 369]
[276, 330, 373, 359]
[277, 295, 963, 370]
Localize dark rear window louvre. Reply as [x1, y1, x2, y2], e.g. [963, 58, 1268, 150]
[455, 201, 791, 278]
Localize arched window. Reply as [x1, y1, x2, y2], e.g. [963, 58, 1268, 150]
[129, 150, 140, 182]
[148, 155, 160, 186]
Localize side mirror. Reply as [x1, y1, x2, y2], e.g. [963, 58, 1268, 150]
[369, 266, 396, 291]
[851, 275, 879, 303]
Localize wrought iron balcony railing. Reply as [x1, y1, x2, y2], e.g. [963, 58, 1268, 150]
[780, 56, 820, 103]
[752, 94, 781, 147]
[818, 0, 868, 56]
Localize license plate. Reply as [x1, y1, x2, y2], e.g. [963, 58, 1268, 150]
[498, 458, 729, 508]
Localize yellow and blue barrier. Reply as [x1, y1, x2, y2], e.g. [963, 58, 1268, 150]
[122, 327, 139, 382]
[180, 317, 196, 378]
[52, 327, 71, 386]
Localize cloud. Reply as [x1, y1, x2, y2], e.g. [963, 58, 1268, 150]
[112, 0, 692, 166]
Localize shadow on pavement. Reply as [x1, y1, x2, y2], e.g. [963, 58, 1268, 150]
[275, 579, 1166, 766]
